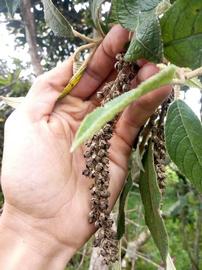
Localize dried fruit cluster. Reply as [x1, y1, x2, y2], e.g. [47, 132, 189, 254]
[82, 53, 139, 264]
[152, 91, 174, 191]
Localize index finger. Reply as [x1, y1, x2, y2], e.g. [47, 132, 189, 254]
[46, 25, 129, 99]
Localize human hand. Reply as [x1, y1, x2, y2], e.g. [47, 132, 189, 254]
[0, 25, 171, 269]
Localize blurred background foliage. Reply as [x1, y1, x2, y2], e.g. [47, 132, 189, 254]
[0, 0, 202, 269]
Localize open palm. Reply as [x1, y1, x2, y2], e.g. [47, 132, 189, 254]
[1, 26, 171, 255]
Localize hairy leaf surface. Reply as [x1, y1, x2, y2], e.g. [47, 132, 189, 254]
[117, 173, 133, 240]
[139, 140, 168, 263]
[42, 0, 73, 37]
[161, 0, 202, 68]
[125, 11, 163, 62]
[112, 0, 161, 31]
[71, 65, 176, 151]
[165, 100, 202, 193]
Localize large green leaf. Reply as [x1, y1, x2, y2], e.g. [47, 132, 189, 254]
[71, 65, 176, 151]
[112, 0, 163, 62]
[42, 0, 73, 37]
[124, 10, 163, 63]
[161, 0, 202, 69]
[109, 0, 118, 24]
[139, 140, 169, 263]
[112, 0, 161, 31]
[4, 0, 20, 16]
[113, 0, 138, 31]
[165, 100, 202, 193]
[117, 173, 133, 240]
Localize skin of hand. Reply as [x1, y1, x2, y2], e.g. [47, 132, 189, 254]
[0, 25, 171, 269]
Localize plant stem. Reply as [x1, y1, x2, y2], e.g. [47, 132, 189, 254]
[72, 29, 102, 44]
[73, 43, 97, 62]
[185, 67, 202, 80]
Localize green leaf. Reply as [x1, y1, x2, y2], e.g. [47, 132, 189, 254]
[165, 100, 202, 193]
[71, 65, 176, 151]
[139, 140, 169, 263]
[124, 11, 163, 63]
[113, 0, 161, 31]
[131, 0, 162, 12]
[113, 0, 138, 31]
[91, 0, 105, 31]
[4, 0, 20, 16]
[109, 0, 118, 24]
[113, 0, 163, 62]
[185, 77, 202, 90]
[161, 0, 202, 69]
[117, 173, 133, 240]
[42, 0, 73, 37]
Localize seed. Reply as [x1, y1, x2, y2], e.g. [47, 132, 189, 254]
[93, 238, 100, 247]
[100, 190, 110, 198]
[91, 197, 99, 205]
[104, 133, 113, 140]
[82, 169, 90, 177]
[115, 53, 123, 61]
[95, 163, 103, 172]
[100, 200, 108, 210]
[114, 62, 122, 71]
[90, 187, 97, 195]
[97, 91, 104, 99]
[84, 151, 91, 158]
[95, 220, 101, 229]
[112, 91, 120, 98]
[98, 149, 106, 157]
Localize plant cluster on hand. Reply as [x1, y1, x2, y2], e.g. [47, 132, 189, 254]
[82, 53, 139, 264]
[4, 0, 202, 268]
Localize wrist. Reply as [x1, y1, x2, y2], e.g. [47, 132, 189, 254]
[0, 203, 76, 270]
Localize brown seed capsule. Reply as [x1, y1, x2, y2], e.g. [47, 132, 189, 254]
[104, 133, 113, 140]
[99, 139, 107, 148]
[86, 159, 94, 168]
[95, 220, 101, 229]
[120, 74, 128, 83]
[112, 91, 120, 98]
[93, 238, 101, 247]
[100, 190, 110, 198]
[103, 97, 111, 103]
[95, 163, 103, 172]
[99, 216, 107, 227]
[84, 151, 91, 158]
[102, 157, 109, 165]
[115, 53, 123, 61]
[122, 84, 129, 92]
[100, 200, 108, 210]
[128, 72, 135, 80]
[114, 62, 122, 71]
[82, 169, 90, 177]
[91, 197, 99, 206]
[98, 228, 105, 238]
[101, 249, 107, 257]
[97, 91, 105, 99]
[90, 187, 97, 195]
[89, 170, 96, 178]
[98, 149, 106, 157]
